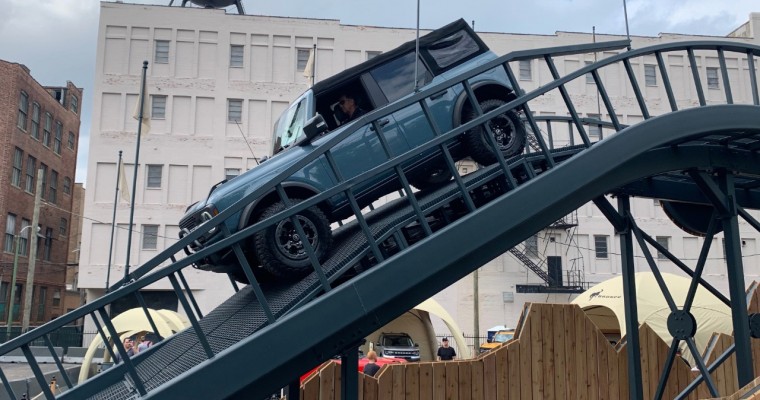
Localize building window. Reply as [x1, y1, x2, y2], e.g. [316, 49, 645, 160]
[43, 113, 52, 147]
[59, 218, 67, 236]
[11, 148, 23, 188]
[227, 99, 242, 123]
[31, 103, 40, 140]
[5, 214, 16, 253]
[230, 45, 244, 67]
[52, 289, 61, 307]
[17, 91, 28, 130]
[296, 48, 310, 72]
[525, 235, 539, 257]
[585, 61, 595, 84]
[37, 287, 47, 321]
[25, 156, 36, 193]
[67, 132, 75, 150]
[40, 164, 48, 199]
[19, 219, 30, 256]
[154, 40, 170, 64]
[43, 228, 53, 261]
[519, 60, 532, 81]
[54, 122, 63, 154]
[63, 177, 71, 195]
[366, 51, 381, 60]
[147, 165, 162, 188]
[587, 113, 602, 140]
[655, 236, 670, 260]
[0, 282, 8, 317]
[225, 168, 241, 181]
[151, 95, 167, 119]
[706, 67, 720, 89]
[70, 95, 78, 114]
[142, 225, 159, 250]
[645, 64, 657, 86]
[49, 170, 58, 204]
[594, 235, 609, 258]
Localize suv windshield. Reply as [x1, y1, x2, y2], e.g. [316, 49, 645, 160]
[272, 98, 307, 154]
[383, 336, 414, 347]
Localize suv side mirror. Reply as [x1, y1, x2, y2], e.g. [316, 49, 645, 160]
[302, 114, 328, 143]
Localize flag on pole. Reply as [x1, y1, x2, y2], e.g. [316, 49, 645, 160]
[119, 161, 130, 203]
[303, 46, 315, 82]
[131, 80, 151, 134]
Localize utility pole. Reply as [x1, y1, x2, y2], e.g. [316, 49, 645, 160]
[21, 168, 43, 333]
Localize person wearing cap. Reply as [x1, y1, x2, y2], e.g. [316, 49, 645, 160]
[437, 337, 456, 361]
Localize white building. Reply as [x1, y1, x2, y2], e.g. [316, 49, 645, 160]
[80, 2, 760, 341]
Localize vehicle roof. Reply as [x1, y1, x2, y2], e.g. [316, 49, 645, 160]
[311, 18, 486, 96]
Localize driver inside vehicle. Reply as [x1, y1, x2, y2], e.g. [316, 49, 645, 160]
[336, 92, 366, 124]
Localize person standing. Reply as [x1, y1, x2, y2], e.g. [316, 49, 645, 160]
[437, 337, 456, 361]
[363, 350, 381, 377]
[113, 336, 134, 364]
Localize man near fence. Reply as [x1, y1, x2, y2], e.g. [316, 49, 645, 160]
[437, 337, 456, 361]
[114, 336, 135, 363]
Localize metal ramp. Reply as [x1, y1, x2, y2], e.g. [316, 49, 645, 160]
[1, 38, 760, 400]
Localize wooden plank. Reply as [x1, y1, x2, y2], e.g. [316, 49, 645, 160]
[458, 361, 472, 400]
[520, 307, 533, 400]
[303, 374, 320, 400]
[565, 305, 578, 400]
[596, 330, 609, 400]
[575, 306, 588, 400]
[357, 373, 364, 400]
[542, 304, 555, 400]
[618, 342, 629, 400]
[553, 305, 567, 400]
[433, 362, 446, 400]
[377, 366, 393, 400]
[392, 365, 405, 400]
[471, 358, 484, 400]
[585, 317, 598, 400]
[646, 325, 660, 398]
[507, 341, 521, 400]
[319, 362, 335, 400]
[714, 335, 727, 397]
[639, 325, 650, 400]
[335, 363, 342, 400]
[363, 374, 378, 400]
[446, 361, 459, 400]
[482, 352, 496, 400]
[531, 305, 544, 400]
[607, 334, 619, 400]
[419, 362, 433, 400]
[406, 362, 420, 400]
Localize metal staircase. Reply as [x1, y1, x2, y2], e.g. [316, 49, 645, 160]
[1, 37, 759, 400]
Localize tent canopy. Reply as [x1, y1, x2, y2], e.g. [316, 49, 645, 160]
[572, 272, 732, 358]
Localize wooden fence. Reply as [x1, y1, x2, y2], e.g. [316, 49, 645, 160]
[301, 284, 760, 399]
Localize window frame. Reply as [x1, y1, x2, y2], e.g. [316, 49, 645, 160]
[142, 225, 159, 250]
[519, 60, 532, 81]
[31, 103, 40, 140]
[43, 113, 52, 147]
[585, 61, 595, 84]
[59, 217, 68, 236]
[25, 156, 36, 193]
[49, 170, 58, 204]
[4, 214, 16, 253]
[230, 44, 244, 68]
[644, 64, 657, 86]
[17, 91, 28, 131]
[151, 95, 167, 120]
[67, 132, 76, 150]
[227, 99, 243, 123]
[63, 177, 72, 195]
[43, 227, 53, 261]
[655, 236, 670, 260]
[225, 168, 241, 181]
[70, 95, 78, 114]
[296, 48, 310, 72]
[706, 67, 720, 90]
[594, 235, 609, 259]
[366, 51, 382, 60]
[11, 148, 23, 188]
[54, 121, 63, 154]
[154, 40, 170, 64]
[36, 286, 47, 321]
[19, 219, 30, 256]
[146, 165, 163, 189]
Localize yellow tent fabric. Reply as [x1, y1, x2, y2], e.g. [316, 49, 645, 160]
[572, 272, 732, 359]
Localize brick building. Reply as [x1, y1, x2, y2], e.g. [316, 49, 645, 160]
[0, 59, 82, 326]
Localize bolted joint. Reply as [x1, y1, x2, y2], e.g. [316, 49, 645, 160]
[667, 310, 697, 340]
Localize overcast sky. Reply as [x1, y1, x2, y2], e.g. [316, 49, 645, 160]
[1, 0, 757, 185]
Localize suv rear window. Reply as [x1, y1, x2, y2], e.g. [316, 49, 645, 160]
[369, 52, 432, 103]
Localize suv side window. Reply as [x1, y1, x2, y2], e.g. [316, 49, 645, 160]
[426, 29, 480, 70]
[272, 98, 308, 154]
[369, 52, 432, 103]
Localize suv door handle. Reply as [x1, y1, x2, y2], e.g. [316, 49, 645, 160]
[430, 90, 448, 100]
[370, 119, 390, 131]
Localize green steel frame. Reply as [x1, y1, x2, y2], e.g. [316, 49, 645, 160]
[0, 37, 759, 400]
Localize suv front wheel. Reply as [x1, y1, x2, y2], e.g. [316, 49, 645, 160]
[254, 199, 332, 279]
[464, 99, 527, 165]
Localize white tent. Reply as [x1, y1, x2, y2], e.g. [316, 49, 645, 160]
[572, 272, 733, 360]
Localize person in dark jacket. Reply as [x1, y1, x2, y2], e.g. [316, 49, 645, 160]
[338, 93, 366, 122]
[437, 337, 456, 361]
[363, 350, 381, 377]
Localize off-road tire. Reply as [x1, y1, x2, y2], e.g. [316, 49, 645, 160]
[464, 99, 527, 165]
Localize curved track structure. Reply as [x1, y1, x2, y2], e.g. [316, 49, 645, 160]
[1, 39, 760, 400]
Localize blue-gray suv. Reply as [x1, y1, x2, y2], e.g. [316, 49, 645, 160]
[179, 19, 527, 282]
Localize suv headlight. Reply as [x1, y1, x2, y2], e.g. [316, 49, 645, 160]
[199, 205, 220, 234]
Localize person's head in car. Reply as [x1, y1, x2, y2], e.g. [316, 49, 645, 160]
[338, 93, 365, 122]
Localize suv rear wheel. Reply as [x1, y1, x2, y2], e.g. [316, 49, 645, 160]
[464, 99, 527, 165]
[254, 199, 332, 279]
